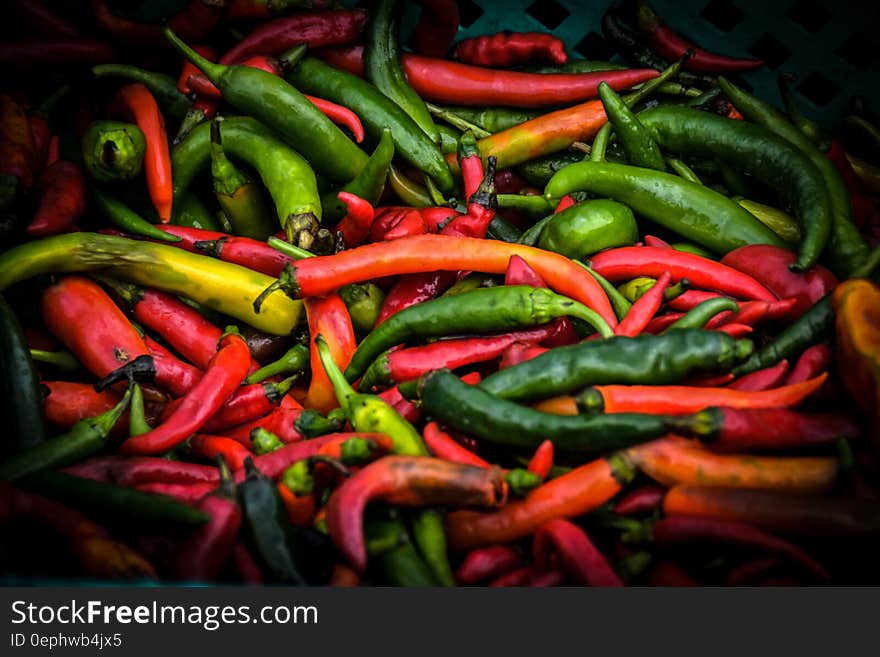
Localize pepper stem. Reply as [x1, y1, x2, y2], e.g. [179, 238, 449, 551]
[267, 235, 315, 260]
[552, 294, 615, 338]
[253, 262, 297, 313]
[129, 383, 152, 437]
[91, 382, 135, 436]
[162, 27, 226, 86]
[314, 335, 356, 415]
[94, 354, 156, 392]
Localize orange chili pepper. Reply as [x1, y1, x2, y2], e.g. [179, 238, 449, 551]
[303, 295, 356, 414]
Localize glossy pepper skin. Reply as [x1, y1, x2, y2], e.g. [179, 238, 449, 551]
[164, 28, 366, 184]
[538, 198, 639, 259]
[81, 121, 146, 183]
[532, 518, 623, 586]
[455, 32, 568, 68]
[832, 279, 880, 441]
[479, 330, 751, 403]
[546, 162, 787, 256]
[598, 81, 665, 171]
[327, 456, 507, 572]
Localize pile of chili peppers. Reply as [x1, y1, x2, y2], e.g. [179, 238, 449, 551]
[1, 0, 880, 587]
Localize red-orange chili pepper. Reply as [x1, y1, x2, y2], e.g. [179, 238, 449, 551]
[223, 407, 304, 448]
[327, 455, 507, 572]
[91, 0, 221, 47]
[42, 381, 124, 431]
[446, 453, 635, 551]
[644, 560, 699, 586]
[422, 421, 490, 468]
[334, 192, 375, 248]
[66, 454, 218, 487]
[613, 484, 665, 516]
[120, 331, 251, 455]
[785, 343, 832, 385]
[177, 45, 217, 95]
[277, 483, 316, 528]
[411, 0, 459, 57]
[144, 336, 202, 398]
[499, 341, 549, 369]
[651, 516, 829, 581]
[488, 565, 565, 587]
[0, 93, 38, 190]
[455, 32, 568, 68]
[695, 407, 861, 452]
[577, 373, 827, 415]
[527, 440, 554, 482]
[726, 360, 789, 392]
[533, 518, 623, 586]
[370, 209, 427, 242]
[304, 295, 356, 414]
[458, 131, 484, 201]
[200, 378, 295, 432]
[111, 84, 173, 222]
[189, 435, 252, 471]
[26, 160, 86, 236]
[41, 276, 155, 386]
[715, 323, 753, 338]
[260, 234, 617, 328]
[220, 9, 368, 65]
[615, 270, 672, 337]
[455, 545, 522, 585]
[590, 246, 777, 302]
[724, 558, 782, 587]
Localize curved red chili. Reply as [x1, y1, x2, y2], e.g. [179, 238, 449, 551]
[526, 440, 554, 481]
[532, 518, 623, 586]
[26, 160, 86, 236]
[334, 192, 375, 248]
[726, 360, 789, 392]
[455, 32, 568, 68]
[189, 435, 252, 471]
[785, 344, 832, 386]
[422, 421, 490, 467]
[144, 336, 202, 398]
[455, 545, 522, 585]
[615, 271, 672, 337]
[612, 484, 665, 516]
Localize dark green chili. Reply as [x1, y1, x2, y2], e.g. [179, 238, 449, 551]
[91, 186, 182, 243]
[664, 297, 739, 331]
[599, 82, 666, 171]
[245, 343, 310, 385]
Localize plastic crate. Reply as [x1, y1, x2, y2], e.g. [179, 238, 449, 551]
[346, 0, 880, 127]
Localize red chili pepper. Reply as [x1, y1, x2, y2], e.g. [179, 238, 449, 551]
[715, 323, 753, 338]
[615, 271, 672, 337]
[585, 374, 827, 415]
[499, 342, 549, 369]
[42, 381, 124, 431]
[651, 516, 829, 581]
[0, 93, 38, 190]
[176, 44, 217, 95]
[220, 9, 368, 65]
[46, 135, 60, 167]
[149, 225, 227, 251]
[0, 39, 115, 68]
[591, 246, 777, 302]
[172, 457, 242, 581]
[423, 421, 491, 468]
[374, 271, 457, 326]
[66, 455, 218, 489]
[111, 84, 173, 222]
[643, 560, 699, 586]
[455, 31, 567, 68]
[304, 295, 356, 414]
[317, 46, 660, 108]
[723, 557, 782, 586]
[91, 0, 221, 47]
[189, 435, 253, 471]
[144, 336, 202, 398]
[370, 209, 428, 242]
[120, 331, 251, 455]
[705, 300, 770, 328]
[232, 541, 264, 584]
[642, 312, 683, 334]
[488, 565, 565, 587]
[458, 133, 485, 201]
[455, 545, 523, 585]
[533, 518, 623, 586]
[11, 0, 79, 38]
[411, 0, 459, 57]
[134, 481, 213, 503]
[41, 276, 154, 386]
[26, 161, 86, 236]
[698, 407, 861, 452]
[327, 455, 507, 572]
[223, 407, 305, 448]
[726, 360, 789, 392]
[504, 255, 579, 345]
[785, 343, 832, 386]
[719, 245, 837, 320]
[194, 235, 293, 278]
[527, 440, 554, 481]
[613, 484, 665, 516]
[335, 192, 375, 248]
[377, 385, 423, 424]
[635, 2, 763, 73]
[644, 234, 673, 249]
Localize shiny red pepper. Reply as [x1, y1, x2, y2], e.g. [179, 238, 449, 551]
[189, 435, 253, 471]
[334, 192, 375, 248]
[454, 31, 568, 68]
[727, 360, 789, 392]
[785, 344, 832, 386]
[144, 336, 202, 398]
[612, 484, 665, 516]
[499, 342, 549, 369]
[455, 545, 522, 585]
[532, 518, 623, 586]
[304, 295, 356, 414]
[422, 421, 490, 468]
[194, 235, 293, 277]
[26, 161, 86, 236]
[121, 331, 251, 455]
[42, 381, 124, 431]
[223, 407, 305, 448]
[615, 271, 672, 337]
[527, 440, 554, 482]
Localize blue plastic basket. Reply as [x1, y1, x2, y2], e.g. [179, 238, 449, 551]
[347, 0, 880, 127]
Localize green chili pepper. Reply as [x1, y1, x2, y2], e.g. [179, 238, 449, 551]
[163, 27, 367, 184]
[340, 283, 385, 337]
[664, 297, 739, 331]
[387, 164, 433, 207]
[505, 468, 543, 498]
[0, 295, 48, 456]
[339, 437, 377, 465]
[129, 383, 152, 437]
[29, 348, 79, 372]
[538, 199, 639, 259]
[171, 191, 222, 231]
[315, 336, 454, 586]
[618, 277, 688, 303]
[285, 57, 454, 194]
[479, 330, 752, 403]
[373, 523, 438, 586]
[437, 124, 460, 154]
[441, 273, 499, 297]
[245, 343, 309, 385]
[406, 369, 705, 453]
[426, 103, 491, 138]
[737, 198, 801, 245]
[294, 408, 347, 439]
[90, 185, 182, 243]
[497, 193, 553, 218]
[239, 457, 306, 584]
[81, 121, 146, 183]
[92, 64, 192, 121]
[590, 122, 613, 163]
[252, 427, 285, 456]
[665, 157, 700, 184]
[599, 82, 666, 171]
[20, 470, 208, 526]
[516, 151, 584, 187]
[322, 129, 395, 223]
[671, 242, 715, 259]
[545, 161, 786, 255]
[210, 120, 276, 241]
[173, 117, 322, 234]
[345, 286, 615, 383]
[580, 263, 632, 321]
[0, 383, 132, 482]
[486, 215, 524, 242]
[366, 0, 439, 144]
[717, 77, 867, 276]
[843, 115, 880, 164]
[778, 74, 831, 152]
